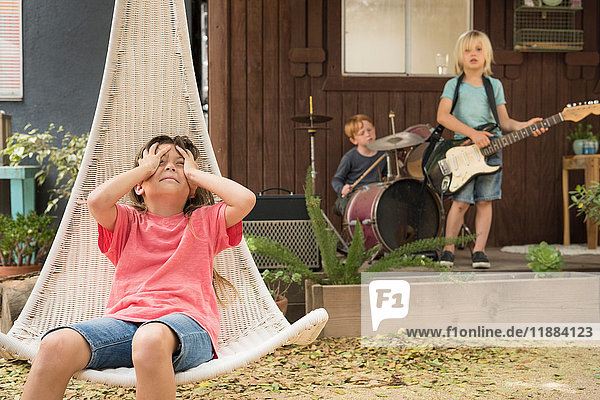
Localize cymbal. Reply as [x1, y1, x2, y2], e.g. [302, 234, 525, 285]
[367, 131, 426, 151]
[294, 126, 330, 130]
[291, 114, 332, 124]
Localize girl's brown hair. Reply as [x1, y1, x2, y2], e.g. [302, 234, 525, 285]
[130, 135, 214, 213]
[131, 135, 237, 305]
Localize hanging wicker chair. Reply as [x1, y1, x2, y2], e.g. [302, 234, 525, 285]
[0, 0, 327, 386]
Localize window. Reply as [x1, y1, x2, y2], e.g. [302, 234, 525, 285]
[343, 0, 471, 76]
[0, 0, 22, 100]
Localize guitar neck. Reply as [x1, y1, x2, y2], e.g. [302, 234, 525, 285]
[481, 113, 564, 156]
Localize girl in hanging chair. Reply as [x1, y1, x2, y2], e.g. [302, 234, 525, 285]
[22, 135, 256, 400]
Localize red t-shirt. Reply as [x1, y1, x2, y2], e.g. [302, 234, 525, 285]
[97, 202, 242, 353]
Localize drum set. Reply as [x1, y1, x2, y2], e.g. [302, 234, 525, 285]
[343, 118, 445, 253]
[292, 99, 446, 254]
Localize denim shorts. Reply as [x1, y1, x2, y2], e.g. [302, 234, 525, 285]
[452, 151, 502, 204]
[43, 313, 214, 372]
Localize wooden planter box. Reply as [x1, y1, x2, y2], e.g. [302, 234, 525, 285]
[0, 265, 42, 280]
[305, 280, 363, 337]
[306, 272, 600, 338]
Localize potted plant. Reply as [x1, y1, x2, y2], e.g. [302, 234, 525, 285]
[1, 123, 89, 212]
[569, 181, 600, 224]
[566, 122, 598, 155]
[526, 241, 564, 273]
[246, 235, 317, 315]
[0, 212, 55, 277]
[260, 269, 301, 314]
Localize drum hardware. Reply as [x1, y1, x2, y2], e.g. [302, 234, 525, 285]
[386, 152, 394, 179]
[291, 96, 331, 184]
[348, 219, 372, 226]
[388, 111, 398, 178]
[321, 209, 349, 252]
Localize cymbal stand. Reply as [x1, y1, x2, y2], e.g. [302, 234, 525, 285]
[308, 96, 317, 185]
[388, 111, 400, 178]
[385, 152, 392, 181]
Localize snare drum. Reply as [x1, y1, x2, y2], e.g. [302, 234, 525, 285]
[344, 178, 442, 252]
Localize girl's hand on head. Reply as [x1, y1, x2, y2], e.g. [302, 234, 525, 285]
[138, 142, 171, 177]
[176, 145, 201, 193]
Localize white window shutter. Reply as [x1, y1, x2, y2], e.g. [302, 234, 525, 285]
[0, 0, 22, 101]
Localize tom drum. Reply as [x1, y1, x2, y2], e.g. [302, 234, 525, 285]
[405, 142, 429, 179]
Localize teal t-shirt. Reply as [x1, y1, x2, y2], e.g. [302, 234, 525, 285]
[441, 76, 506, 139]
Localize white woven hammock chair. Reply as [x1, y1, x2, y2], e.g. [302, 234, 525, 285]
[0, 0, 328, 387]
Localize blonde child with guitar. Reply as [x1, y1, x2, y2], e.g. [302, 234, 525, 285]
[437, 30, 546, 268]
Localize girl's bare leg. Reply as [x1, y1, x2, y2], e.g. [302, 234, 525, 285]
[132, 322, 179, 400]
[22, 328, 91, 400]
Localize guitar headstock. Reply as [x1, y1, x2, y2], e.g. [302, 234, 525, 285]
[562, 101, 600, 122]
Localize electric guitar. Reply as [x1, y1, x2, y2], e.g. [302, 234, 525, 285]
[425, 101, 600, 195]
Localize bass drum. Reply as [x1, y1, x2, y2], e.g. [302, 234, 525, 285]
[344, 178, 442, 252]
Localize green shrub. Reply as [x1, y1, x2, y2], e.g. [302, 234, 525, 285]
[1, 124, 89, 212]
[570, 181, 600, 224]
[260, 269, 302, 301]
[0, 212, 56, 266]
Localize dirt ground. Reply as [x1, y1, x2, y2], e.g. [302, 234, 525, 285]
[1, 338, 600, 399]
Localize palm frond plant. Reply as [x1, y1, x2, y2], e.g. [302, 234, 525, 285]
[247, 168, 476, 287]
[305, 168, 476, 283]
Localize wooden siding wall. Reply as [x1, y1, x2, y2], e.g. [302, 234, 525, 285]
[208, 0, 600, 246]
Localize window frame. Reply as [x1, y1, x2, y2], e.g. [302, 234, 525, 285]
[0, 0, 23, 101]
[324, 0, 472, 92]
[341, 0, 472, 77]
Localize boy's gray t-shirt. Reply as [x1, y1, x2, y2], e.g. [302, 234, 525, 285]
[441, 75, 506, 138]
[331, 147, 387, 196]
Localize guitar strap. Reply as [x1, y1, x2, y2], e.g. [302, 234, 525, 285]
[482, 75, 500, 128]
[421, 73, 464, 178]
